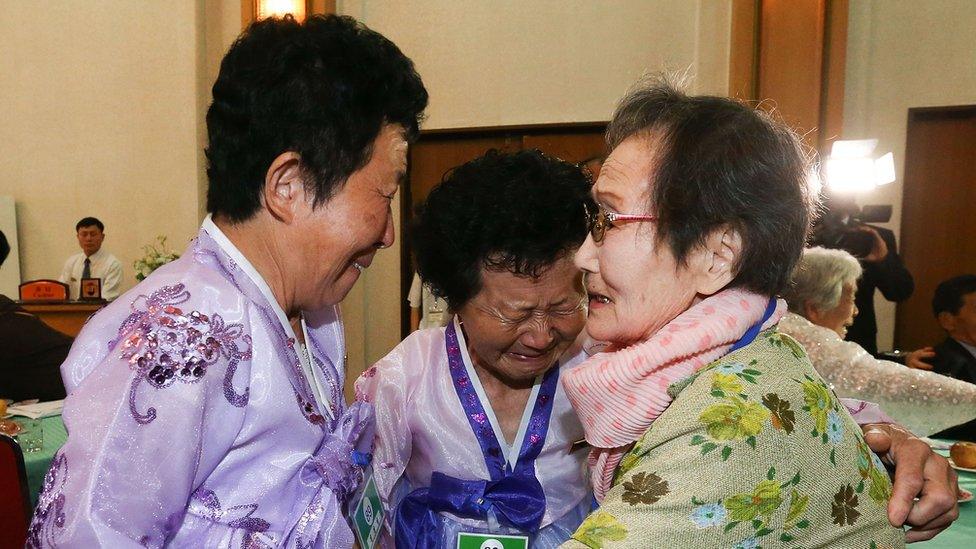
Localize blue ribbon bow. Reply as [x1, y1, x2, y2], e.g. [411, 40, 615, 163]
[395, 471, 546, 548]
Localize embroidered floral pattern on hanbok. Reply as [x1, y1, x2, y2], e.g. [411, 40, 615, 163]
[693, 393, 769, 461]
[188, 487, 274, 547]
[567, 329, 903, 548]
[117, 284, 252, 424]
[689, 502, 727, 528]
[832, 484, 861, 526]
[797, 373, 847, 464]
[761, 393, 796, 434]
[687, 467, 812, 543]
[621, 471, 669, 506]
[855, 439, 894, 506]
[26, 452, 68, 548]
[571, 511, 629, 547]
[766, 331, 807, 359]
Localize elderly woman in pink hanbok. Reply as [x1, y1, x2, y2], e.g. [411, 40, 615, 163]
[356, 150, 596, 548]
[29, 15, 427, 548]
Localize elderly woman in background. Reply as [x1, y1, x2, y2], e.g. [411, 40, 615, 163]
[356, 150, 595, 547]
[561, 79, 956, 548]
[780, 247, 976, 437]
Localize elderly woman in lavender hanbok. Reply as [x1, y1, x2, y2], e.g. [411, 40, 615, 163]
[27, 14, 427, 548]
[355, 150, 597, 548]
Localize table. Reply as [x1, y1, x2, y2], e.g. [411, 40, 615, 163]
[10, 422, 976, 545]
[20, 415, 68, 507]
[19, 302, 104, 337]
[917, 441, 976, 548]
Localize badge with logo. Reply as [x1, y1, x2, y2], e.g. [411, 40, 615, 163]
[351, 474, 384, 549]
[456, 532, 529, 549]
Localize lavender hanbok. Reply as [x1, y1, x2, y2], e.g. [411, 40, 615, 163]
[354, 318, 593, 548]
[28, 218, 372, 548]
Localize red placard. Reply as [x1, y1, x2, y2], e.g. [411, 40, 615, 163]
[18, 279, 69, 302]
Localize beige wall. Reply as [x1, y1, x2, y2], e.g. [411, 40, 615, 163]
[338, 0, 733, 374]
[0, 1, 209, 292]
[843, 0, 976, 351]
[1, 1, 734, 383]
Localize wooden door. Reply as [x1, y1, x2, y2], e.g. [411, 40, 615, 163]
[896, 106, 976, 350]
[400, 123, 607, 336]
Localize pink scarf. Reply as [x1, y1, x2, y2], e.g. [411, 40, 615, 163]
[562, 289, 786, 501]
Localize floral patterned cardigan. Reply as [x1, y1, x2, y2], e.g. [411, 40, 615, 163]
[563, 329, 905, 549]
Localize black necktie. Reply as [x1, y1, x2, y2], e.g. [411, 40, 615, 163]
[82, 258, 91, 280]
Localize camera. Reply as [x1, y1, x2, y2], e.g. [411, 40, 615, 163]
[811, 204, 892, 258]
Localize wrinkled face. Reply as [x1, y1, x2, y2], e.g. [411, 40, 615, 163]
[458, 256, 586, 384]
[944, 292, 976, 346]
[293, 124, 406, 309]
[574, 135, 701, 347]
[76, 225, 104, 256]
[814, 282, 858, 338]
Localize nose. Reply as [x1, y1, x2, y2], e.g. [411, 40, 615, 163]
[520, 317, 556, 352]
[574, 233, 598, 274]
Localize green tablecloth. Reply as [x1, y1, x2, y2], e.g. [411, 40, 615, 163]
[917, 442, 976, 548]
[11, 420, 976, 546]
[20, 415, 68, 507]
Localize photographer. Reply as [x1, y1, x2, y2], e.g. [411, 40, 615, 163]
[813, 198, 914, 354]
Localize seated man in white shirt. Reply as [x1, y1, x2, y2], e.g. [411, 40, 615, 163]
[58, 216, 123, 300]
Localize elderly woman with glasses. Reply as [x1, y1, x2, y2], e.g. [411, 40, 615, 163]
[356, 149, 596, 548]
[780, 247, 976, 437]
[560, 79, 957, 548]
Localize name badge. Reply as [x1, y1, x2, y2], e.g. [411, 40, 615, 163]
[456, 532, 529, 549]
[351, 473, 384, 549]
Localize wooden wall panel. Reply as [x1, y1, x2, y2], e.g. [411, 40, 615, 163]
[757, 0, 827, 148]
[729, 0, 760, 101]
[896, 107, 976, 350]
[729, 0, 847, 155]
[819, 0, 848, 151]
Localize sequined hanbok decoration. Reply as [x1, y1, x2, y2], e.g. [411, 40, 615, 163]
[779, 312, 976, 436]
[30, 218, 372, 548]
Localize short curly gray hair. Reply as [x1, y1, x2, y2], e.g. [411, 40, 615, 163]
[784, 247, 863, 315]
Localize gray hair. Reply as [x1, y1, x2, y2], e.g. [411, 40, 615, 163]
[784, 247, 863, 315]
[603, 73, 817, 296]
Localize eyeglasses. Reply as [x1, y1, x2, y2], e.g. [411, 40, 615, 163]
[585, 203, 657, 243]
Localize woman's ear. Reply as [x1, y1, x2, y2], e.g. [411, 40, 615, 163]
[694, 224, 743, 295]
[262, 152, 305, 224]
[804, 300, 824, 325]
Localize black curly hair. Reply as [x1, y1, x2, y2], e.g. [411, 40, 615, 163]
[205, 14, 428, 222]
[413, 149, 595, 311]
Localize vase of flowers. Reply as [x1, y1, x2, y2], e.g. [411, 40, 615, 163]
[134, 236, 180, 281]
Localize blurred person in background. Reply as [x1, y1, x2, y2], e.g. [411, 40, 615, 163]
[58, 216, 123, 300]
[781, 247, 976, 438]
[0, 230, 69, 402]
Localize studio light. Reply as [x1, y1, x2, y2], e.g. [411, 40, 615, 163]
[825, 139, 896, 194]
[256, 0, 307, 22]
